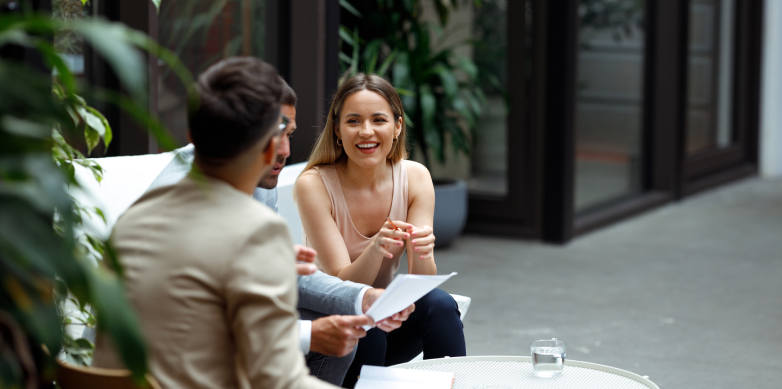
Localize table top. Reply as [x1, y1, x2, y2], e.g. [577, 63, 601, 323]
[392, 356, 659, 389]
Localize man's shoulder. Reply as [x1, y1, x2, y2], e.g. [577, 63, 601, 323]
[119, 177, 280, 233]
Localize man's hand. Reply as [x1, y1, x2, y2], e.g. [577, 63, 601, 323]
[361, 288, 384, 314]
[361, 288, 416, 333]
[294, 244, 317, 276]
[310, 315, 374, 357]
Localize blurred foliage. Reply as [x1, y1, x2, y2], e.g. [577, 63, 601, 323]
[52, 0, 88, 54]
[0, 1, 191, 387]
[158, 0, 267, 77]
[339, 0, 507, 167]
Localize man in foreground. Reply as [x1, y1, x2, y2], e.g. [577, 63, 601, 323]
[145, 78, 413, 385]
[92, 57, 339, 388]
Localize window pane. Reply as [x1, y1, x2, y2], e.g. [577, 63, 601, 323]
[686, 0, 736, 155]
[53, 0, 97, 78]
[158, 0, 268, 143]
[467, 0, 509, 196]
[574, 0, 646, 212]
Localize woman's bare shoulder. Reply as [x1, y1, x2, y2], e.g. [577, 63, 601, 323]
[403, 160, 434, 201]
[294, 169, 330, 203]
[402, 160, 432, 181]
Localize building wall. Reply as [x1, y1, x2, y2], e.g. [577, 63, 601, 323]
[761, 0, 782, 177]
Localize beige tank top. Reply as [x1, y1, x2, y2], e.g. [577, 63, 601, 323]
[306, 161, 409, 288]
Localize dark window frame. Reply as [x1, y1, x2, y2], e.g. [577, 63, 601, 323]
[465, 0, 543, 239]
[467, 0, 763, 244]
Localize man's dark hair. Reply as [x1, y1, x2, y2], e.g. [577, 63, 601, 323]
[189, 57, 283, 160]
[280, 77, 297, 107]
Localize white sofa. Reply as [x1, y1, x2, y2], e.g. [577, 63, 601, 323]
[69, 152, 470, 361]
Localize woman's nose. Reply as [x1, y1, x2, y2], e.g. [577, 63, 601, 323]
[359, 121, 373, 136]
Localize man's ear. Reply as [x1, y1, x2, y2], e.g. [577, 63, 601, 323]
[263, 136, 279, 164]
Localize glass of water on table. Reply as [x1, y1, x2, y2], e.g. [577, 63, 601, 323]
[530, 338, 566, 377]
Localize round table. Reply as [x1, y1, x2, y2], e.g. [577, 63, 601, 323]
[392, 356, 660, 389]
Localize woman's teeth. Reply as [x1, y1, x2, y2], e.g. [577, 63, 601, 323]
[357, 143, 379, 149]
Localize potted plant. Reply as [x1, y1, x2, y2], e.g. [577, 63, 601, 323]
[338, 0, 504, 247]
[0, 2, 188, 386]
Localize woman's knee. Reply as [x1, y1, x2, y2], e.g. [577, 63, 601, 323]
[418, 288, 460, 317]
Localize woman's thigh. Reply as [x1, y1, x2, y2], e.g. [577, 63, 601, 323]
[384, 288, 465, 365]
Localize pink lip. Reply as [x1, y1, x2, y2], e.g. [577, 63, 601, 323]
[356, 143, 379, 154]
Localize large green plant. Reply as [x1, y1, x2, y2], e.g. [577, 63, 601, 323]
[338, 0, 504, 167]
[0, 4, 190, 387]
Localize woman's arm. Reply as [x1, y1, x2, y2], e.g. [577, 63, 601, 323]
[404, 161, 438, 275]
[295, 170, 409, 285]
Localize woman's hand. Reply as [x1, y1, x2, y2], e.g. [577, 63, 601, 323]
[370, 220, 410, 259]
[294, 244, 318, 276]
[408, 224, 435, 260]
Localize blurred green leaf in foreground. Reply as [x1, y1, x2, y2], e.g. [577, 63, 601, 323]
[0, 3, 192, 387]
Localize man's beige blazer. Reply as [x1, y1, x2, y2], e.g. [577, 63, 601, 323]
[92, 176, 335, 389]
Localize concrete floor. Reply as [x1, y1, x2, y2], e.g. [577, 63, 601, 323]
[431, 177, 782, 389]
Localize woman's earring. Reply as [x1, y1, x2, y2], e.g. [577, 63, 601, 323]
[393, 136, 398, 144]
[336, 138, 343, 147]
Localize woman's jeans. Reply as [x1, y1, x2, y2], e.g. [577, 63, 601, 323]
[341, 288, 467, 388]
[299, 308, 358, 386]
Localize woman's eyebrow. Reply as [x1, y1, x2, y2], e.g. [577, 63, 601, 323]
[372, 112, 389, 118]
[345, 113, 361, 118]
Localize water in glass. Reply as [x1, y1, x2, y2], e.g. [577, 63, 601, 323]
[531, 346, 565, 377]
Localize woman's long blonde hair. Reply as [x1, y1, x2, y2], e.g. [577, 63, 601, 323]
[302, 73, 409, 173]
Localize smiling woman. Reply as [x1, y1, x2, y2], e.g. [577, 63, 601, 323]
[294, 73, 466, 387]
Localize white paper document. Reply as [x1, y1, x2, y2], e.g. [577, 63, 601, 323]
[354, 365, 454, 389]
[363, 272, 457, 330]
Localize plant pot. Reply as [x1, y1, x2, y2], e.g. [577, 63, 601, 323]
[432, 178, 467, 248]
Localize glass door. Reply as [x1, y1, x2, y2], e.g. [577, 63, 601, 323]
[686, 0, 736, 156]
[683, 0, 759, 186]
[574, 0, 647, 212]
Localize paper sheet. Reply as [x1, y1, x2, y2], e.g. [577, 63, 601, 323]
[354, 365, 454, 389]
[363, 272, 457, 330]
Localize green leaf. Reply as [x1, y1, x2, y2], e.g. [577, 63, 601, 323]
[94, 207, 107, 225]
[85, 106, 112, 150]
[0, 28, 33, 48]
[74, 338, 94, 350]
[88, 268, 148, 382]
[433, 64, 458, 99]
[363, 40, 382, 74]
[77, 107, 106, 154]
[339, 0, 362, 17]
[434, 0, 450, 26]
[351, 28, 360, 76]
[1, 116, 51, 139]
[72, 19, 146, 104]
[419, 85, 440, 156]
[339, 52, 354, 65]
[151, 0, 161, 12]
[456, 55, 478, 80]
[92, 88, 181, 152]
[339, 26, 356, 47]
[395, 87, 416, 97]
[36, 41, 77, 95]
[392, 52, 411, 88]
[377, 48, 398, 78]
[403, 111, 414, 129]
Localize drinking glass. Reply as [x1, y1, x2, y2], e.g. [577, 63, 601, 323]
[530, 338, 566, 377]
